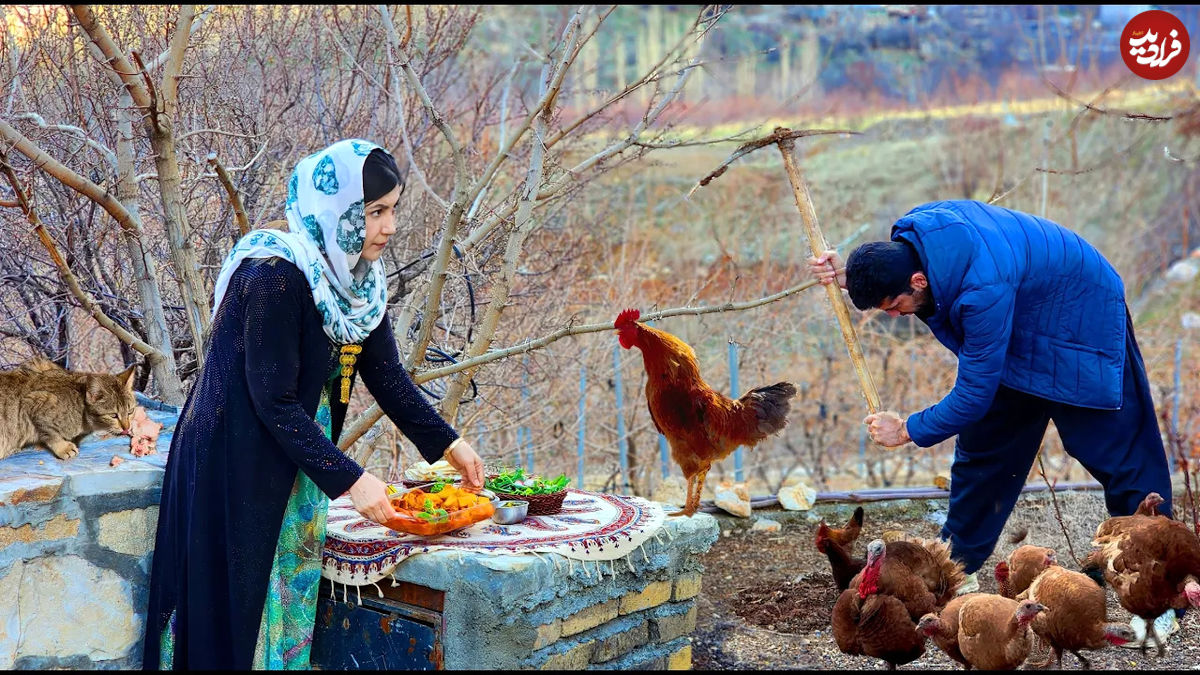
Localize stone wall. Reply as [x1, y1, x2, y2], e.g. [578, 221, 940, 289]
[0, 404, 177, 669]
[380, 513, 719, 670]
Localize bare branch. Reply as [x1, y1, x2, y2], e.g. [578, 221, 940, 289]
[1042, 76, 1173, 122]
[160, 5, 197, 118]
[687, 128, 860, 198]
[144, 4, 214, 72]
[10, 112, 119, 169]
[69, 5, 152, 110]
[0, 150, 163, 365]
[0, 118, 139, 233]
[438, 26, 560, 421]
[207, 153, 249, 234]
[176, 127, 267, 143]
[461, 7, 588, 217]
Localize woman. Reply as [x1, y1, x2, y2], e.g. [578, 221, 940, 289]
[144, 139, 484, 670]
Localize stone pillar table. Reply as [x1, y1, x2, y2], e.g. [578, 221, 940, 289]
[313, 492, 719, 670]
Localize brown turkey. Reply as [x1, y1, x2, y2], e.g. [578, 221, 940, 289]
[832, 539, 927, 670]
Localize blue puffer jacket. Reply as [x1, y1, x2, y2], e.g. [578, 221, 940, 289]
[893, 200, 1127, 448]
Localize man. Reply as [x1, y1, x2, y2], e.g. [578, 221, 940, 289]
[809, 199, 1176, 644]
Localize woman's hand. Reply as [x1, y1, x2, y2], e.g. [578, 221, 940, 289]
[445, 439, 484, 490]
[348, 470, 398, 525]
[807, 249, 847, 289]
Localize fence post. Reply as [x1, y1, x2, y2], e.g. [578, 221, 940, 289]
[1174, 337, 1184, 472]
[659, 435, 670, 479]
[578, 364, 587, 489]
[521, 355, 533, 473]
[859, 425, 868, 479]
[613, 343, 631, 492]
[729, 340, 743, 483]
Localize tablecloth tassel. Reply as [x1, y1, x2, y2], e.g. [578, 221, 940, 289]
[370, 581, 384, 599]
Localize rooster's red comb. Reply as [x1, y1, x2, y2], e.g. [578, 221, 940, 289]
[614, 308, 641, 328]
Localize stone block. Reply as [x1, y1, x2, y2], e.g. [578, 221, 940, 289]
[67, 465, 163, 498]
[591, 620, 649, 663]
[97, 506, 159, 557]
[672, 573, 702, 601]
[667, 644, 692, 670]
[561, 598, 619, 637]
[650, 604, 697, 643]
[532, 618, 562, 650]
[0, 556, 140, 668]
[0, 514, 79, 550]
[537, 639, 594, 670]
[0, 475, 63, 507]
[620, 580, 672, 615]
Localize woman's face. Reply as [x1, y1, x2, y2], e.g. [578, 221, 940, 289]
[360, 185, 401, 262]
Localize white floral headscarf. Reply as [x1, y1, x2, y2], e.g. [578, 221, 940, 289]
[211, 138, 390, 345]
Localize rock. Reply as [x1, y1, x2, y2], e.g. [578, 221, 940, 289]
[1165, 259, 1199, 285]
[97, 506, 159, 557]
[713, 482, 751, 518]
[652, 475, 688, 507]
[1183, 312, 1200, 331]
[751, 518, 781, 532]
[0, 556, 140, 667]
[778, 482, 817, 511]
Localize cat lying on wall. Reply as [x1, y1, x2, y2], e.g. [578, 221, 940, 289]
[0, 358, 138, 460]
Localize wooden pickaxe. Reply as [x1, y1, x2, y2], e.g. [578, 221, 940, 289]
[689, 126, 882, 416]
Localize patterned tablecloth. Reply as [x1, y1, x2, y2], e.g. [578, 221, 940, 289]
[321, 489, 667, 586]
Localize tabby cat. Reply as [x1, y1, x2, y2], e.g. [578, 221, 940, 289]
[0, 358, 138, 460]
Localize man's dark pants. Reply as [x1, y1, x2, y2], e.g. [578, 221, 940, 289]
[940, 311, 1174, 575]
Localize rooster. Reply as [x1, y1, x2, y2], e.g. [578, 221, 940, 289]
[816, 507, 867, 591]
[614, 309, 797, 516]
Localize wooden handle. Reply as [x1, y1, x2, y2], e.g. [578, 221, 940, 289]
[775, 135, 882, 416]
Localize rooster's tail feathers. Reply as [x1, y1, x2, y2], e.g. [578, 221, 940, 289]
[741, 381, 797, 437]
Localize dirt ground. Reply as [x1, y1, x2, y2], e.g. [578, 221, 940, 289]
[691, 491, 1200, 670]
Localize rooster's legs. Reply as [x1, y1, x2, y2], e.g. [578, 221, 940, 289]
[668, 475, 696, 517]
[692, 469, 709, 515]
[1068, 649, 1089, 669]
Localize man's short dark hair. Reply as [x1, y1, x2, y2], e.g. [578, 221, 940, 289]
[845, 240, 924, 310]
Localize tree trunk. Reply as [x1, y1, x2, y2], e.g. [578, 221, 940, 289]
[148, 120, 209, 373]
[116, 90, 185, 404]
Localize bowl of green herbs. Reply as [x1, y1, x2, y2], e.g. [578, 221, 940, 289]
[484, 468, 570, 515]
